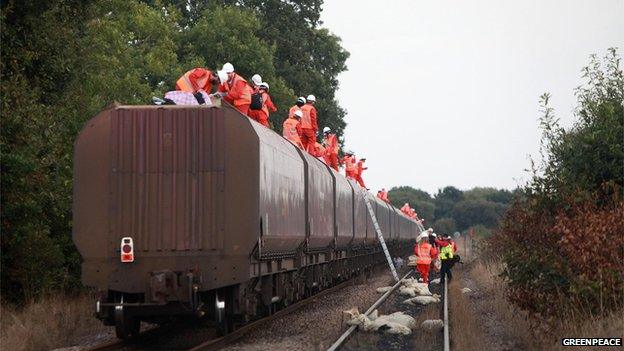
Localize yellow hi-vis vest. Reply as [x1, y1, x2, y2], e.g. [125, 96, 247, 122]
[440, 244, 454, 260]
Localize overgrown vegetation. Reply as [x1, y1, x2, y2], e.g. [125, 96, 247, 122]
[1, 0, 349, 303]
[492, 48, 623, 322]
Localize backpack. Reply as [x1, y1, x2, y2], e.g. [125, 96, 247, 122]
[250, 92, 263, 110]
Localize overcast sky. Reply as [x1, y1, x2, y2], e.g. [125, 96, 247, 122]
[321, 0, 623, 195]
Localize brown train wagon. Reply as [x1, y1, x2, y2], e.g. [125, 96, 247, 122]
[74, 103, 416, 339]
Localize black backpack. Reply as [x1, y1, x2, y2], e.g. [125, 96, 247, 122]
[250, 92, 263, 110]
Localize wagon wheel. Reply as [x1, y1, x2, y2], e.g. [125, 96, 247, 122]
[114, 307, 141, 339]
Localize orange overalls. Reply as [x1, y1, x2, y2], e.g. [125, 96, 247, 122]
[342, 155, 357, 180]
[415, 242, 435, 283]
[355, 160, 367, 188]
[322, 133, 339, 171]
[176, 68, 213, 92]
[282, 117, 303, 149]
[300, 104, 318, 152]
[248, 91, 277, 127]
[218, 73, 252, 115]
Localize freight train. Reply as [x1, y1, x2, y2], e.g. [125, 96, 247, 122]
[73, 103, 420, 339]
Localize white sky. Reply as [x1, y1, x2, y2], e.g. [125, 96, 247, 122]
[321, 0, 624, 195]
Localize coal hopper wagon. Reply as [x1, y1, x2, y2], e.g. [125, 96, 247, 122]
[73, 104, 420, 338]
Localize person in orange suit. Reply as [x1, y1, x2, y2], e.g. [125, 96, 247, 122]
[289, 97, 306, 119]
[217, 62, 253, 115]
[248, 82, 277, 128]
[322, 127, 340, 171]
[176, 68, 219, 93]
[355, 157, 368, 189]
[401, 203, 411, 215]
[300, 95, 318, 152]
[380, 188, 389, 202]
[283, 110, 303, 149]
[342, 151, 357, 180]
[310, 142, 327, 163]
[414, 231, 437, 283]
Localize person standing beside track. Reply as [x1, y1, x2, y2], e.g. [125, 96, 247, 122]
[436, 234, 457, 285]
[414, 232, 436, 283]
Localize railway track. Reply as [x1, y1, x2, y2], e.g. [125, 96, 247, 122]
[87, 276, 364, 351]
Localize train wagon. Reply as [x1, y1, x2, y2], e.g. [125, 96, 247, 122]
[73, 103, 421, 338]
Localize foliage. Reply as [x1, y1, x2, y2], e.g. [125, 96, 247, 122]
[497, 49, 624, 319]
[1, 0, 348, 303]
[432, 217, 457, 235]
[452, 199, 507, 231]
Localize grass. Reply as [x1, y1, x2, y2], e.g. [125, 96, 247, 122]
[450, 259, 623, 351]
[0, 293, 110, 351]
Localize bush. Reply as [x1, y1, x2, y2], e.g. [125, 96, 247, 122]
[496, 48, 624, 320]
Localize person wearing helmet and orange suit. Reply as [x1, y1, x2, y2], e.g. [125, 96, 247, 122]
[289, 97, 306, 119]
[283, 110, 304, 149]
[342, 151, 357, 180]
[176, 68, 219, 92]
[300, 95, 318, 152]
[248, 82, 276, 128]
[322, 127, 340, 171]
[354, 157, 368, 189]
[217, 62, 253, 115]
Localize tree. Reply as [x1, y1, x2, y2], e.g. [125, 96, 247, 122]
[434, 186, 464, 219]
[432, 217, 456, 235]
[388, 186, 431, 206]
[452, 199, 506, 231]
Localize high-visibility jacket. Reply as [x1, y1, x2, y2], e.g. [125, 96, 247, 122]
[323, 133, 339, 154]
[218, 73, 252, 106]
[300, 103, 318, 131]
[356, 160, 367, 176]
[260, 92, 277, 116]
[282, 117, 303, 148]
[342, 155, 356, 173]
[400, 204, 410, 214]
[381, 190, 389, 202]
[289, 105, 302, 119]
[310, 142, 326, 158]
[176, 68, 213, 92]
[440, 244, 454, 260]
[415, 242, 434, 265]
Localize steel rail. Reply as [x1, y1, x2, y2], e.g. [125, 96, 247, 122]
[189, 276, 364, 351]
[325, 270, 413, 351]
[443, 278, 450, 351]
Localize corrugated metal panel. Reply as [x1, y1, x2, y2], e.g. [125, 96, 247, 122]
[305, 154, 334, 249]
[351, 181, 367, 243]
[256, 124, 306, 253]
[110, 107, 225, 252]
[335, 174, 354, 247]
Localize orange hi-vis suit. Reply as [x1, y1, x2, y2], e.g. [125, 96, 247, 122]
[218, 73, 252, 115]
[288, 105, 302, 119]
[322, 133, 339, 171]
[282, 117, 303, 149]
[415, 241, 436, 283]
[248, 91, 277, 127]
[380, 190, 389, 202]
[176, 68, 213, 92]
[400, 204, 411, 215]
[310, 142, 327, 162]
[342, 155, 357, 180]
[300, 103, 318, 152]
[355, 159, 367, 188]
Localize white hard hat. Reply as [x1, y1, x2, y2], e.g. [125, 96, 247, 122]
[259, 82, 269, 90]
[217, 70, 228, 84]
[297, 96, 306, 104]
[251, 74, 262, 86]
[307, 94, 316, 102]
[323, 127, 331, 133]
[427, 228, 434, 232]
[294, 110, 303, 118]
[222, 62, 234, 73]
[431, 233, 437, 237]
[418, 232, 429, 241]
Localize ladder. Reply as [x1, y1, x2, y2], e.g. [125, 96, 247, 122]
[361, 190, 400, 282]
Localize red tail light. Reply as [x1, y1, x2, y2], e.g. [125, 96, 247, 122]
[120, 237, 134, 262]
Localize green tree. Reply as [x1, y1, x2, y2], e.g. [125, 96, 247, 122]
[432, 217, 457, 235]
[433, 186, 463, 219]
